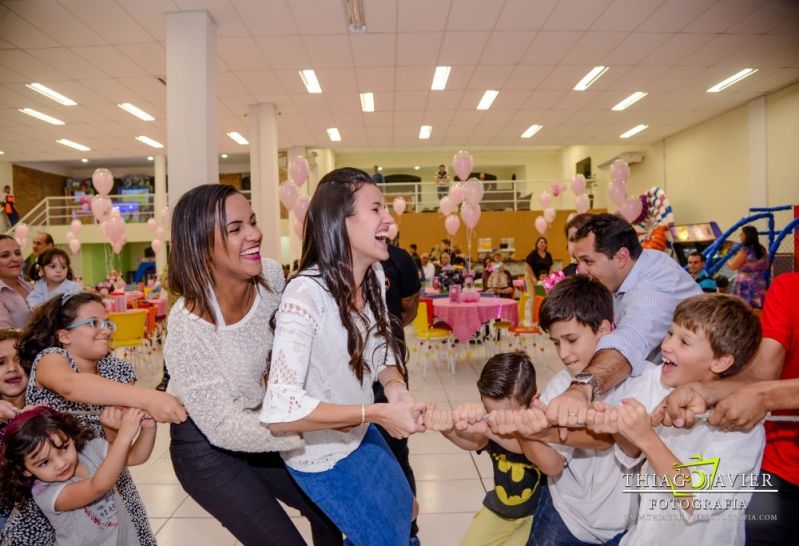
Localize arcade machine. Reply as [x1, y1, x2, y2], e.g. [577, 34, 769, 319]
[670, 222, 725, 266]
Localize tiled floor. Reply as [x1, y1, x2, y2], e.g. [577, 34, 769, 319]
[131, 332, 565, 545]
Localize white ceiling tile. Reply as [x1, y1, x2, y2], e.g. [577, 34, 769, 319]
[173, 0, 249, 37]
[443, 65, 476, 90]
[355, 67, 396, 92]
[0, 67, 33, 85]
[543, 0, 614, 32]
[237, 70, 284, 96]
[332, 112, 365, 128]
[504, 65, 555, 90]
[397, 0, 451, 32]
[112, 42, 167, 76]
[71, 46, 149, 78]
[591, 0, 665, 32]
[393, 110, 424, 126]
[394, 91, 428, 111]
[495, 0, 559, 31]
[291, 93, 328, 114]
[538, 65, 596, 90]
[602, 65, 667, 91]
[638, 0, 721, 32]
[217, 37, 267, 71]
[647, 66, 712, 92]
[480, 109, 519, 125]
[480, 31, 536, 65]
[0, 5, 60, 48]
[362, 0, 397, 33]
[325, 93, 361, 113]
[682, 0, 764, 33]
[642, 33, 716, 66]
[447, 0, 503, 31]
[728, 0, 799, 34]
[439, 32, 490, 65]
[5, 0, 106, 46]
[312, 67, 358, 93]
[255, 36, 310, 69]
[363, 111, 393, 126]
[520, 32, 581, 64]
[467, 65, 513, 89]
[561, 32, 628, 65]
[682, 34, 759, 67]
[302, 35, 353, 68]
[734, 34, 799, 68]
[58, 0, 151, 44]
[0, 49, 71, 81]
[395, 66, 436, 91]
[396, 33, 442, 66]
[350, 33, 395, 68]
[523, 89, 567, 109]
[603, 32, 672, 64]
[286, 0, 349, 36]
[231, 0, 298, 36]
[82, 77, 145, 102]
[426, 89, 463, 111]
[422, 109, 455, 125]
[488, 89, 530, 110]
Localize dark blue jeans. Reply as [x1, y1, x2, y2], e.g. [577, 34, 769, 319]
[746, 469, 799, 545]
[288, 425, 414, 546]
[170, 418, 341, 546]
[527, 485, 625, 546]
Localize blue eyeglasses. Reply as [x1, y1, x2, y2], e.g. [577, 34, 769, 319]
[64, 318, 117, 333]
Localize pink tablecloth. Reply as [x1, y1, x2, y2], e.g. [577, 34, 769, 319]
[433, 297, 518, 343]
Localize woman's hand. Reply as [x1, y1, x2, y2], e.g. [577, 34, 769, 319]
[144, 391, 187, 423]
[370, 400, 425, 439]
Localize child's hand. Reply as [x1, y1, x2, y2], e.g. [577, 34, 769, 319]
[452, 403, 486, 431]
[140, 412, 157, 429]
[118, 408, 145, 441]
[514, 407, 550, 438]
[616, 398, 653, 446]
[423, 403, 454, 433]
[585, 401, 620, 434]
[486, 410, 517, 436]
[144, 391, 187, 424]
[99, 406, 124, 431]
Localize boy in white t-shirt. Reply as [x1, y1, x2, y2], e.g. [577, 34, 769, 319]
[586, 294, 765, 545]
[487, 275, 643, 545]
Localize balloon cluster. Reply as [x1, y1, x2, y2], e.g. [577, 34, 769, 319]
[607, 160, 643, 223]
[14, 222, 29, 251]
[278, 156, 311, 238]
[146, 207, 170, 255]
[90, 168, 127, 255]
[440, 151, 483, 236]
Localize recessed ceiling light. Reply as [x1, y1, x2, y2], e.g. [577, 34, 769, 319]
[299, 69, 322, 93]
[220, 153, 229, 159]
[611, 92, 648, 111]
[573, 66, 609, 91]
[135, 135, 164, 148]
[360, 92, 374, 112]
[56, 139, 90, 152]
[80, 158, 89, 163]
[226, 131, 249, 145]
[419, 125, 432, 139]
[118, 103, 155, 121]
[620, 124, 649, 139]
[476, 90, 499, 111]
[431, 66, 451, 91]
[147, 156, 154, 161]
[707, 68, 758, 93]
[25, 83, 77, 106]
[326, 128, 341, 142]
[0, 150, 4, 155]
[19, 108, 65, 125]
[521, 124, 543, 138]
[413, 165, 420, 171]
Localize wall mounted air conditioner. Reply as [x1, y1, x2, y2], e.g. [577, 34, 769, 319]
[598, 151, 644, 169]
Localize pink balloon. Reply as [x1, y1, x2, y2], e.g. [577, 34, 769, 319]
[293, 197, 310, 222]
[155, 226, 165, 240]
[151, 239, 163, 254]
[439, 196, 455, 216]
[146, 217, 159, 234]
[279, 181, 299, 209]
[70, 219, 82, 234]
[460, 203, 481, 230]
[619, 197, 643, 223]
[575, 193, 590, 214]
[92, 168, 114, 196]
[608, 181, 627, 206]
[452, 150, 473, 182]
[111, 241, 123, 254]
[105, 215, 125, 244]
[463, 179, 484, 206]
[534, 216, 548, 235]
[387, 223, 399, 240]
[449, 183, 465, 206]
[610, 159, 630, 185]
[444, 214, 460, 236]
[539, 191, 551, 208]
[393, 196, 406, 216]
[551, 183, 561, 198]
[100, 220, 107, 236]
[66, 231, 76, 241]
[15, 223, 29, 239]
[290, 156, 310, 187]
[292, 219, 304, 238]
[91, 195, 112, 222]
[68, 238, 81, 254]
[571, 174, 586, 195]
[543, 207, 556, 224]
[159, 206, 171, 227]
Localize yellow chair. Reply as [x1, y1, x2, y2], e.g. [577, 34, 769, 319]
[108, 310, 157, 377]
[411, 303, 456, 377]
[510, 293, 543, 352]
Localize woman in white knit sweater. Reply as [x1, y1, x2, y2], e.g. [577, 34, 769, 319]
[163, 184, 341, 545]
[263, 168, 425, 545]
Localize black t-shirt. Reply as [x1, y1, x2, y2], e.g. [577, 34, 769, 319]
[481, 440, 546, 519]
[525, 250, 553, 279]
[381, 245, 422, 337]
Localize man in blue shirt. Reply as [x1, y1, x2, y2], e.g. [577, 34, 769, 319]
[687, 251, 717, 293]
[371, 165, 385, 184]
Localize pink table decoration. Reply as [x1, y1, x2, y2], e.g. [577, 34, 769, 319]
[433, 297, 518, 343]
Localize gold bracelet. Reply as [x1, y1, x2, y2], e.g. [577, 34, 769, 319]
[360, 404, 366, 426]
[383, 378, 407, 391]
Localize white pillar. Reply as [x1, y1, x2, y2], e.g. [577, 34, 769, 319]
[287, 146, 306, 263]
[166, 11, 218, 207]
[748, 97, 768, 207]
[248, 104, 281, 261]
[154, 155, 168, 276]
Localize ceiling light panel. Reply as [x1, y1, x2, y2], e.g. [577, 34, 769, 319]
[118, 103, 155, 121]
[521, 124, 543, 138]
[707, 68, 757, 93]
[360, 92, 375, 112]
[135, 135, 164, 148]
[19, 108, 65, 125]
[26, 83, 77, 106]
[611, 92, 648, 111]
[476, 90, 499, 111]
[431, 66, 451, 91]
[418, 125, 432, 139]
[57, 139, 90, 151]
[226, 131, 249, 145]
[573, 66, 609, 91]
[326, 128, 342, 142]
[299, 69, 322, 93]
[620, 124, 648, 138]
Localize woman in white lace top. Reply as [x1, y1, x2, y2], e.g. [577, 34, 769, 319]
[263, 168, 425, 546]
[163, 184, 341, 546]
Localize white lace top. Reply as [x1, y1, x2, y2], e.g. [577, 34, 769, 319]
[164, 258, 302, 453]
[261, 264, 395, 472]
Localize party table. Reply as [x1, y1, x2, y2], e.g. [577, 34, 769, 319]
[432, 297, 518, 343]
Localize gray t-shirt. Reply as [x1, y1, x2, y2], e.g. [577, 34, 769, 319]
[31, 438, 138, 546]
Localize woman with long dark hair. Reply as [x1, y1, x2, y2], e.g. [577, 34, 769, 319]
[729, 224, 769, 308]
[164, 184, 340, 545]
[262, 167, 425, 546]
